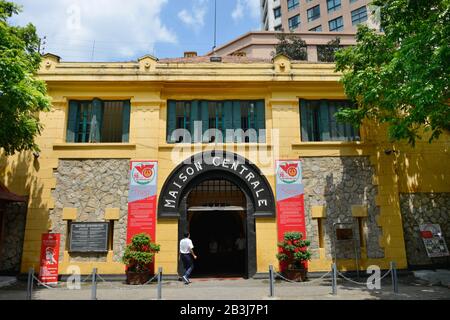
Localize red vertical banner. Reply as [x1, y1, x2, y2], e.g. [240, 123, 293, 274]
[127, 161, 158, 272]
[38, 233, 60, 284]
[276, 160, 307, 271]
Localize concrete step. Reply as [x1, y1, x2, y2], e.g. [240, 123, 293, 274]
[413, 269, 450, 287]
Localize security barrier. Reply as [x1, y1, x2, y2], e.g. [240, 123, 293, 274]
[268, 261, 399, 297]
[27, 267, 163, 300]
[25, 263, 399, 300]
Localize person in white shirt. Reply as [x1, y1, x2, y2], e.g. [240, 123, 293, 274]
[179, 232, 197, 284]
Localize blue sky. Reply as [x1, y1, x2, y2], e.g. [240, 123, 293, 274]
[10, 0, 261, 62]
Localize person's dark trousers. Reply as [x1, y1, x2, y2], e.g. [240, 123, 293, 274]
[181, 253, 194, 279]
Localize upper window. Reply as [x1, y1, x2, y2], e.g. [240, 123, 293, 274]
[274, 24, 283, 31]
[309, 25, 322, 32]
[274, 6, 282, 19]
[351, 6, 368, 25]
[66, 99, 131, 143]
[167, 100, 266, 144]
[307, 5, 321, 22]
[327, 0, 341, 13]
[329, 16, 344, 31]
[350, 0, 358, 3]
[287, 0, 299, 11]
[300, 100, 360, 142]
[288, 14, 300, 30]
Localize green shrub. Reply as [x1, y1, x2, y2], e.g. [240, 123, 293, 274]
[122, 233, 160, 273]
[276, 232, 311, 269]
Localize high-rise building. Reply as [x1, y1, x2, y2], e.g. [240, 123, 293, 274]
[260, 0, 379, 33]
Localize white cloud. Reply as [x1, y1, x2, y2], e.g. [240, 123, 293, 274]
[177, 0, 208, 32]
[246, 0, 261, 18]
[10, 0, 177, 61]
[232, 0, 244, 21]
[232, 0, 260, 22]
[178, 10, 194, 26]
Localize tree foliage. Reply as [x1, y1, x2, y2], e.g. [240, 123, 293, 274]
[335, 0, 450, 145]
[0, 0, 51, 155]
[272, 33, 307, 60]
[317, 37, 341, 63]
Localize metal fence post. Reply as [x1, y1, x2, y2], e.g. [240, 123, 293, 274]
[269, 265, 274, 298]
[157, 267, 162, 300]
[27, 267, 34, 300]
[391, 261, 398, 293]
[91, 268, 97, 300]
[331, 263, 337, 296]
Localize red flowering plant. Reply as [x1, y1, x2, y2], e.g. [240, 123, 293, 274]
[276, 232, 311, 270]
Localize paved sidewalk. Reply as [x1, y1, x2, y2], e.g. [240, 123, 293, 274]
[0, 277, 16, 289]
[413, 269, 450, 287]
[0, 276, 449, 300]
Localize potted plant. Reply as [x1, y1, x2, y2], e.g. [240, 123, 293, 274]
[276, 231, 311, 282]
[122, 233, 160, 285]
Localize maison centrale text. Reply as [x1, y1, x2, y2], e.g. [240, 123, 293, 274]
[162, 157, 269, 209]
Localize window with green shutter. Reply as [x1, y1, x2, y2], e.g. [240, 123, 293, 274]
[167, 100, 266, 144]
[66, 100, 79, 143]
[167, 101, 177, 143]
[223, 101, 233, 143]
[66, 99, 131, 143]
[232, 101, 242, 142]
[300, 99, 360, 142]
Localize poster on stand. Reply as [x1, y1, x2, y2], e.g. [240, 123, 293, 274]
[127, 161, 158, 272]
[39, 233, 60, 284]
[275, 160, 307, 270]
[419, 224, 449, 258]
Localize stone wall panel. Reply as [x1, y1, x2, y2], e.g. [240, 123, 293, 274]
[301, 157, 384, 260]
[400, 193, 450, 266]
[0, 203, 27, 273]
[50, 159, 129, 263]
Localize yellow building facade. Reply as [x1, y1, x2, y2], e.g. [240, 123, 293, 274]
[0, 53, 449, 277]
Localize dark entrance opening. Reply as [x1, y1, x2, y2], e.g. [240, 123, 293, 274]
[189, 211, 246, 277]
[159, 151, 276, 279]
[185, 178, 247, 278]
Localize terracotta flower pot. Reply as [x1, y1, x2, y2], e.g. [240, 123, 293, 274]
[284, 267, 308, 282]
[126, 270, 151, 285]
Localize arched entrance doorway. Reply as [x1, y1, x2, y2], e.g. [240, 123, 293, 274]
[187, 178, 247, 277]
[158, 151, 276, 279]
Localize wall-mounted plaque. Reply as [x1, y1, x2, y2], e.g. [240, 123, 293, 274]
[336, 228, 354, 241]
[420, 224, 449, 258]
[69, 222, 109, 253]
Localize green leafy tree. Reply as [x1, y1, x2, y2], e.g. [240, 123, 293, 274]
[317, 37, 341, 63]
[335, 0, 450, 145]
[272, 33, 307, 61]
[0, 0, 51, 155]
